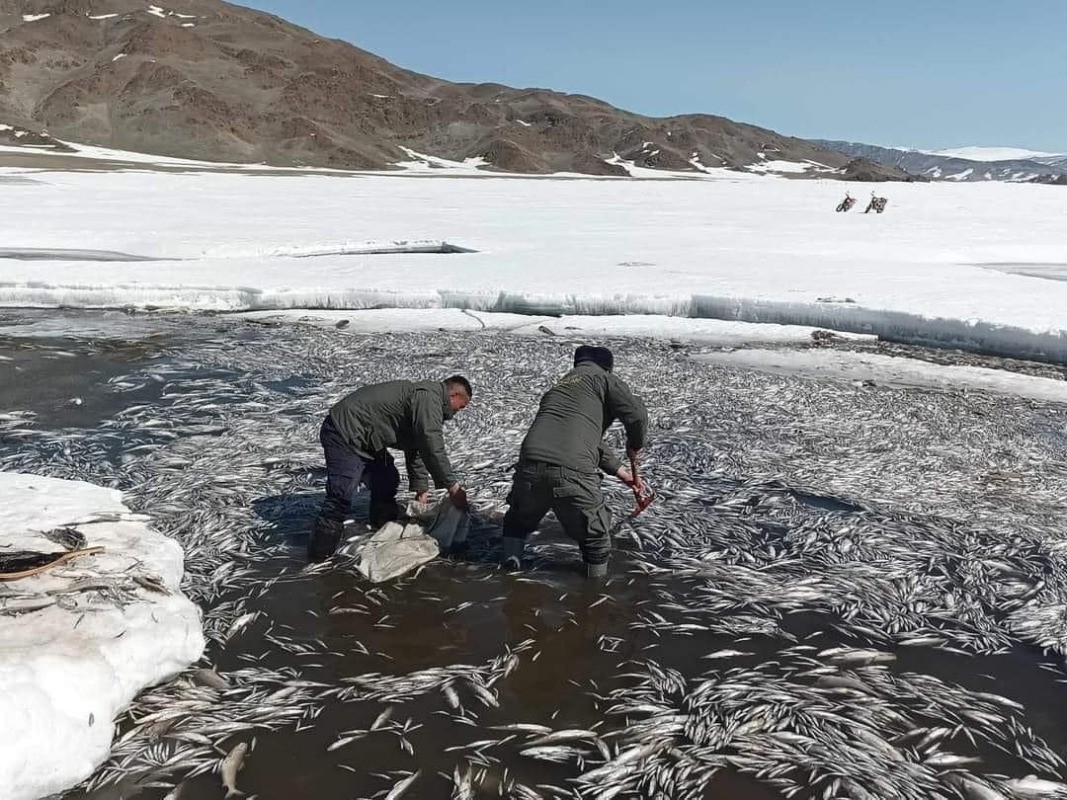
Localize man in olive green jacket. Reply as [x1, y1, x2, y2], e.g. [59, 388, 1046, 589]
[503, 346, 648, 577]
[308, 375, 472, 562]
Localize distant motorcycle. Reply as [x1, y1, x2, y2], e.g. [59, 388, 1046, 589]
[836, 193, 856, 212]
[864, 193, 889, 214]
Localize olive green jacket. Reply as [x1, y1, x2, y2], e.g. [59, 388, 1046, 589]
[519, 362, 648, 475]
[329, 380, 457, 491]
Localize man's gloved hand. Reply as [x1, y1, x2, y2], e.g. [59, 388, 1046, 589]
[447, 483, 469, 510]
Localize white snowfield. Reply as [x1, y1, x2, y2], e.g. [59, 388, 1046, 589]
[0, 473, 204, 800]
[1, 156, 1067, 362]
[927, 146, 1063, 162]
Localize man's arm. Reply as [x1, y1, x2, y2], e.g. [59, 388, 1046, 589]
[606, 375, 649, 453]
[410, 388, 458, 490]
[404, 449, 430, 494]
[598, 442, 623, 476]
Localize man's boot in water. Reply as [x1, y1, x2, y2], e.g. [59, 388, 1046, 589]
[308, 510, 344, 562]
[501, 536, 525, 572]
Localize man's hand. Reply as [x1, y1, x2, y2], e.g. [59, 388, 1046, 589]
[447, 483, 468, 510]
[413, 491, 430, 504]
[617, 466, 646, 493]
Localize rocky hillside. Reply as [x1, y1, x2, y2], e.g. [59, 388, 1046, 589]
[815, 140, 1067, 184]
[0, 0, 909, 178]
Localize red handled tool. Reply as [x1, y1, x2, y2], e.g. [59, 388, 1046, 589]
[629, 452, 656, 518]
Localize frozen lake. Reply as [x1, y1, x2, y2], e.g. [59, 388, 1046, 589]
[1, 164, 1066, 363]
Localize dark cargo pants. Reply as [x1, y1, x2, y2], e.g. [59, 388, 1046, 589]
[502, 459, 613, 566]
[318, 415, 401, 528]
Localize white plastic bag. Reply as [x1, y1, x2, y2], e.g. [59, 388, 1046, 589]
[357, 521, 438, 583]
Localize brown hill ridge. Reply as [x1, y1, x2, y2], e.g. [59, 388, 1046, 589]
[0, 0, 909, 179]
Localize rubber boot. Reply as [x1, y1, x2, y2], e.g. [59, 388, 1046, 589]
[501, 536, 525, 571]
[308, 511, 344, 562]
[585, 561, 608, 579]
[368, 498, 399, 530]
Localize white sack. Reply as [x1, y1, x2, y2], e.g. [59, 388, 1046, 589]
[356, 521, 439, 583]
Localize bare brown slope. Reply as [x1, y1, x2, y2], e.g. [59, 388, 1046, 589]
[0, 1, 908, 178]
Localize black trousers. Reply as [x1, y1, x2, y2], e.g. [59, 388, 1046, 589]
[318, 415, 401, 527]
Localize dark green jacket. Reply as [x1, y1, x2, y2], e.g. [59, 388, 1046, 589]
[519, 362, 648, 475]
[329, 380, 457, 492]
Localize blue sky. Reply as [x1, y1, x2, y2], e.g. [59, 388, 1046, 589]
[245, 1, 1066, 152]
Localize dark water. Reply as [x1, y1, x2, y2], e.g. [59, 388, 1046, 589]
[0, 336, 167, 428]
[3, 309, 1067, 800]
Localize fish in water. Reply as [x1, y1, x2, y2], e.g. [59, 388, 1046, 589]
[220, 741, 248, 798]
[384, 770, 419, 799]
[9, 319, 1067, 800]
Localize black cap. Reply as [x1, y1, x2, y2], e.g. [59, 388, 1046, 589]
[574, 345, 614, 373]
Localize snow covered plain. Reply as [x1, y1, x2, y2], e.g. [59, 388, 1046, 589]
[0, 473, 204, 800]
[1, 155, 1066, 363]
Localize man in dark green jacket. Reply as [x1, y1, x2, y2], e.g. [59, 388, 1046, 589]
[308, 375, 472, 561]
[502, 346, 648, 577]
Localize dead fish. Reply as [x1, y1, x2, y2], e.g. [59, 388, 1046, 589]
[1004, 776, 1067, 798]
[527, 729, 602, 746]
[220, 741, 248, 798]
[384, 770, 420, 800]
[451, 764, 473, 800]
[41, 527, 87, 551]
[371, 706, 395, 731]
[192, 667, 230, 691]
[702, 649, 753, 659]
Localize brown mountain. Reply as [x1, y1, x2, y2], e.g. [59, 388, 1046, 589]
[0, 0, 908, 179]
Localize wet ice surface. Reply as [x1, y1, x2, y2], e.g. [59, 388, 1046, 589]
[979, 263, 1067, 282]
[3, 311, 1067, 800]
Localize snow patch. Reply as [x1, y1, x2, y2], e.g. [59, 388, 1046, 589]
[603, 152, 718, 180]
[393, 147, 489, 174]
[146, 5, 166, 18]
[516, 119, 532, 127]
[746, 160, 812, 174]
[112, 53, 126, 62]
[88, 13, 119, 19]
[695, 348, 1067, 405]
[21, 13, 50, 22]
[929, 146, 1062, 162]
[0, 472, 204, 800]
[237, 308, 871, 345]
[686, 155, 736, 176]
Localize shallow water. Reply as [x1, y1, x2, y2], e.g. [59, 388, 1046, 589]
[3, 309, 1067, 800]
